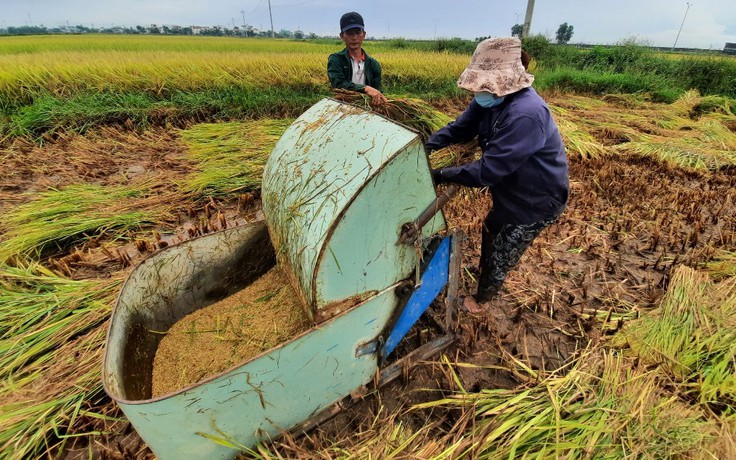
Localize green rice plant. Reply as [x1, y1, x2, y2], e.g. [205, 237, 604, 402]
[180, 119, 292, 196]
[621, 265, 736, 411]
[3, 87, 321, 142]
[0, 183, 172, 263]
[706, 251, 736, 280]
[415, 350, 715, 459]
[534, 69, 678, 102]
[4, 91, 170, 140]
[0, 262, 119, 459]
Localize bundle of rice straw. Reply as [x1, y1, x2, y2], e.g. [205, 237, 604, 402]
[332, 89, 452, 142]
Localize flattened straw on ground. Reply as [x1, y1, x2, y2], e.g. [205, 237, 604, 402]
[549, 90, 736, 171]
[0, 263, 120, 460]
[180, 119, 292, 196]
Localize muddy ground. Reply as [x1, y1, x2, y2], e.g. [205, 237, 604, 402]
[2, 103, 734, 458]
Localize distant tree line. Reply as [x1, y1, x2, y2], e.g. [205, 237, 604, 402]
[0, 23, 318, 39]
[505, 22, 575, 44]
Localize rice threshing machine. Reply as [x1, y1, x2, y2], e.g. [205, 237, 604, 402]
[103, 99, 461, 459]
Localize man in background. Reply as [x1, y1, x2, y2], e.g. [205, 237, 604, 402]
[327, 12, 387, 106]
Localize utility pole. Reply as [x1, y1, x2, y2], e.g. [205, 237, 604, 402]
[267, 0, 275, 38]
[672, 2, 693, 51]
[240, 10, 247, 37]
[522, 0, 535, 38]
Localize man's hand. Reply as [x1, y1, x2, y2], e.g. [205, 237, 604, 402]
[364, 86, 388, 106]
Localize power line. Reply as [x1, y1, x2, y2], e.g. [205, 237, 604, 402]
[270, 0, 315, 7]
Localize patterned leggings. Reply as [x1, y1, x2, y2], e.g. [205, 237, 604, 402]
[476, 213, 559, 301]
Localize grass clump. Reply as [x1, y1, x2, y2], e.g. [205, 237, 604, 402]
[180, 119, 292, 196]
[0, 183, 171, 263]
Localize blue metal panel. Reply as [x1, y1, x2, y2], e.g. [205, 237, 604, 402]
[384, 236, 451, 357]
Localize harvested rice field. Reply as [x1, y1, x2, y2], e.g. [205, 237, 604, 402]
[1, 35, 735, 460]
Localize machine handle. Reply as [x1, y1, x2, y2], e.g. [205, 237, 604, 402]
[397, 184, 460, 245]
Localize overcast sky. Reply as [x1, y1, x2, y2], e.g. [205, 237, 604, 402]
[2, 0, 735, 49]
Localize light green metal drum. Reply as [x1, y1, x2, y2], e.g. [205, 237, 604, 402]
[103, 99, 452, 459]
[262, 98, 445, 322]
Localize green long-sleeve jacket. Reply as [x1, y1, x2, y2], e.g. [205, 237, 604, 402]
[327, 48, 383, 92]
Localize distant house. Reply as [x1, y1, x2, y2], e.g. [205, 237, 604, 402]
[725, 43, 736, 55]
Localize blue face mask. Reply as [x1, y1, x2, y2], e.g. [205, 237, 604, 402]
[474, 92, 505, 108]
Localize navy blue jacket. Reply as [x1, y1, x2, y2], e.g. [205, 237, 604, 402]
[426, 87, 569, 224]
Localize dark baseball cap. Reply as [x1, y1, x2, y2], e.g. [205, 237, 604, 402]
[340, 12, 364, 32]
